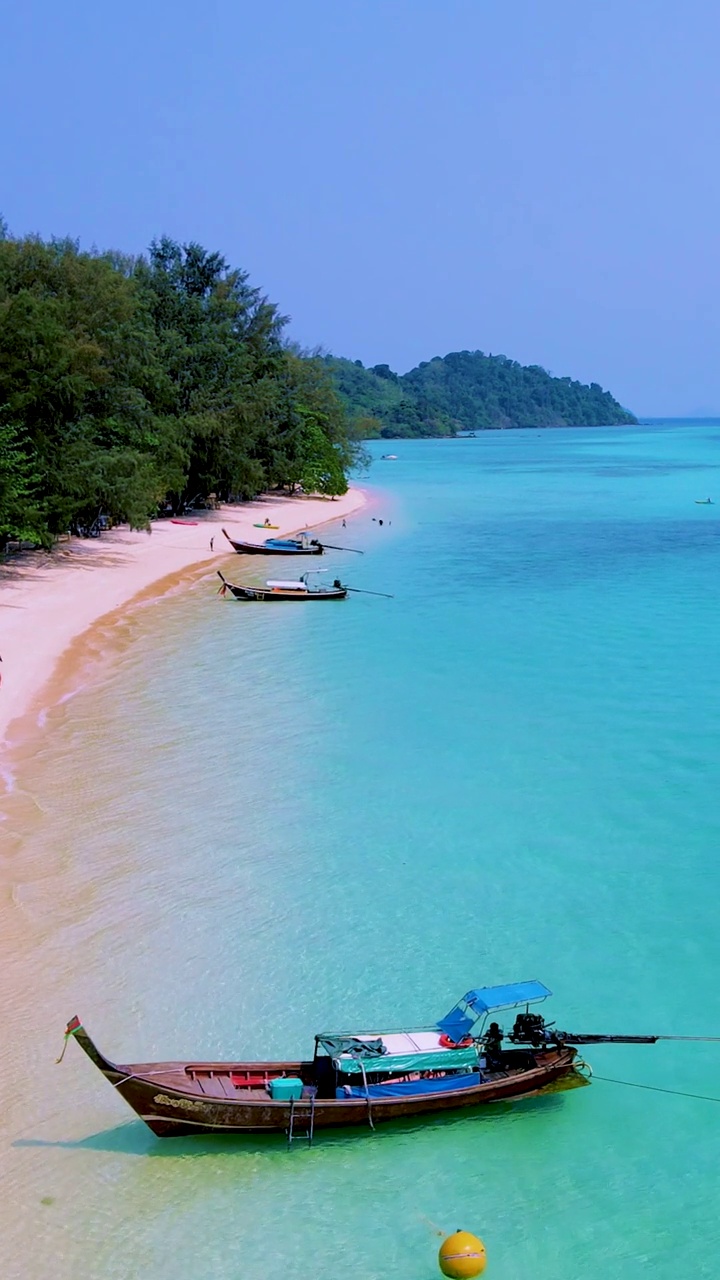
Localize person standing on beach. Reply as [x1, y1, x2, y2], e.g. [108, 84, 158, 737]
[210, 536, 214, 551]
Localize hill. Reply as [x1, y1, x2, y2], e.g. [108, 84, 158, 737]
[325, 350, 637, 437]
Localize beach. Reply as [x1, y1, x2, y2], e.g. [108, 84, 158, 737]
[0, 487, 365, 754]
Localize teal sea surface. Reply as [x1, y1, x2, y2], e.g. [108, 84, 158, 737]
[4, 421, 720, 1278]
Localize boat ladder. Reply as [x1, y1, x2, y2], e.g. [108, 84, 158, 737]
[287, 1095, 316, 1147]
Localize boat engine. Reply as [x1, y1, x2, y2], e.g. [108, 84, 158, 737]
[508, 1012, 553, 1046]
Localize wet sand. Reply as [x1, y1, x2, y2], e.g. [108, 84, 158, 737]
[0, 488, 366, 753]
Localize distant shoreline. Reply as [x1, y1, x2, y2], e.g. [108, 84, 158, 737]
[0, 487, 367, 753]
[366, 420, 640, 441]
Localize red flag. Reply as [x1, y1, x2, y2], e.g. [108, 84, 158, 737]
[65, 1016, 82, 1036]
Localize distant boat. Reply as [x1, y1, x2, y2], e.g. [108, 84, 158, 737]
[381, 454, 398, 460]
[217, 571, 347, 601]
[61, 981, 591, 1138]
[222, 528, 324, 556]
[695, 499, 714, 505]
[253, 522, 279, 529]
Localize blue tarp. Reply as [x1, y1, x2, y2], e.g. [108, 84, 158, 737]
[464, 981, 551, 1013]
[337, 1072, 481, 1100]
[438, 980, 551, 1036]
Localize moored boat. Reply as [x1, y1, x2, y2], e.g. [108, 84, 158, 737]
[222, 528, 324, 555]
[62, 982, 588, 1139]
[217, 571, 347, 601]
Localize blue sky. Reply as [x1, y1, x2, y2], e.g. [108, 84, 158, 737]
[3, 0, 720, 415]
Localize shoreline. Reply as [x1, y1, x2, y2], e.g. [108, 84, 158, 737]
[0, 487, 367, 753]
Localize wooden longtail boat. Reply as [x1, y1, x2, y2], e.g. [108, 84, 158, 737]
[222, 528, 324, 556]
[217, 571, 347, 601]
[62, 983, 587, 1139]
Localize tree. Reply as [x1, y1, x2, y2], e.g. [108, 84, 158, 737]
[0, 230, 361, 542]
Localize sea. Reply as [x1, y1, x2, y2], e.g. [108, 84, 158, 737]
[3, 420, 720, 1279]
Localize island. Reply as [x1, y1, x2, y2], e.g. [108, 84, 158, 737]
[324, 351, 637, 438]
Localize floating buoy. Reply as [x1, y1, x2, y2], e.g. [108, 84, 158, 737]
[438, 1230, 487, 1278]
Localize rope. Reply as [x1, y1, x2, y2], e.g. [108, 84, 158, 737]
[358, 1059, 376, 1131]
[594, 1074, 720, 1104]
[55, 1035, 72, 1065]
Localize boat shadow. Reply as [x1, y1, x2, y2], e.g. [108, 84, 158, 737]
[13, 1078, 586, 1159]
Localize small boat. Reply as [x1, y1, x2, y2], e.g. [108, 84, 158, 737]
[695, 499, 714, 505]
[222, 528, 324, 556]
[61, 982, 592, 1138]
[170, 519, 199, 526]
[381, 454, 398, 460]
[253, 522, 279, 529]
[217, 571, 347, 601]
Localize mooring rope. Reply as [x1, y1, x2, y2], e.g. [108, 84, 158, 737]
[594, 1074, 720, 1104]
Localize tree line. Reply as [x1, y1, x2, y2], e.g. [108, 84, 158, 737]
[325, 350, 637, 438]
[0, 224, 362, 546]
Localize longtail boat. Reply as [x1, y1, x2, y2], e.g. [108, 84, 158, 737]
[217, 571, 347, 601]
[61, 982, 607, 1139]
[222, 528, 324, 556]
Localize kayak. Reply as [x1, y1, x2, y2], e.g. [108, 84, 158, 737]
[253, 523, 279, 529]
[695, 500, 714, 505]
[170, 519, 199, 525]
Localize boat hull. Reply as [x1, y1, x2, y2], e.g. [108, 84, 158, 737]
[70, 1029, 578, 1137]
[221, 582, 347, 602]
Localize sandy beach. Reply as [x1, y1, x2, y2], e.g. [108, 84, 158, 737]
[0, 487, 366, 751]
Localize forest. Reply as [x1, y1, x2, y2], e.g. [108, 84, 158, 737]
[0, 221, 638, 547]
[325, 350, 637, 438]
[0, 226, 361, 545]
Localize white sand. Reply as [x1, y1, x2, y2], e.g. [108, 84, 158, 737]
[0, 488, 366, 746]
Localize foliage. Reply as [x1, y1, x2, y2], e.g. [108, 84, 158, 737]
[0, 232, 359, 544]
[325, 351, 637, 437]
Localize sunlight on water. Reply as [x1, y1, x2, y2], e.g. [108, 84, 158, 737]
[3, 423, 720, 1278]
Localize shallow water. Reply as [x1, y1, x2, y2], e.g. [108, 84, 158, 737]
[3, 422, 720, 1278]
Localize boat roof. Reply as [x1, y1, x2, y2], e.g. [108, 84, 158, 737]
[266, 580, 307, 590]
[458, 981, 551, 1015]
[315, 1031, 479, 1075]
[437, 981, 552, 1040]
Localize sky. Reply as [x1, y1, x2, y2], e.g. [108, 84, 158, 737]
[2, 0, 720, 416]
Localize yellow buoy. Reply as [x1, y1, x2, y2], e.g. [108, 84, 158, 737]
[438, 1230, 487, 1278]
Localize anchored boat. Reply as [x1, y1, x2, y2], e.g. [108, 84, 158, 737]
[217, 571, 347, 601]
[61, 982, 592, 1139]
[222, 528, 324, 556]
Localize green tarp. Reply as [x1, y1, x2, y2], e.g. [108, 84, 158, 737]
[333, 1046, 479, 1076]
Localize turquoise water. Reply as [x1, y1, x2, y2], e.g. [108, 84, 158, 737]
[4, 422, 720, 1278]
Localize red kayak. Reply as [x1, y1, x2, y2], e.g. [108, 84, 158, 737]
[170, 519, 199, 526]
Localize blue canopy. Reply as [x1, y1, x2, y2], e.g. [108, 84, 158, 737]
[437, 980, 551, 1039]
[463, 981, 551, 1014]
